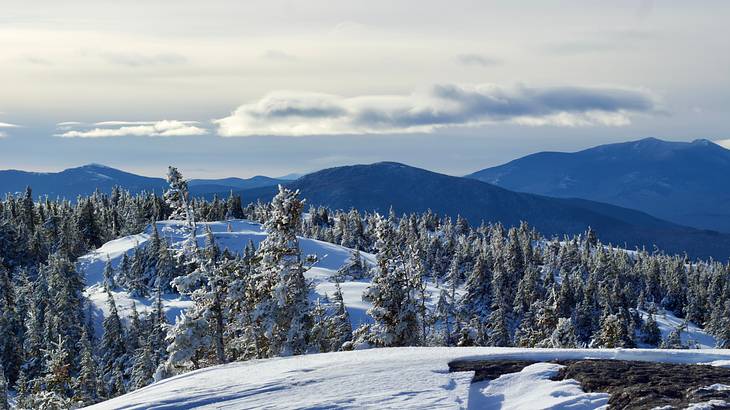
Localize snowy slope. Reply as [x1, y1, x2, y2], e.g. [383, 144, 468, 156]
[86, 347, 730, 410]
[637, 309, 717, 349]
[78, 219, 383, 334]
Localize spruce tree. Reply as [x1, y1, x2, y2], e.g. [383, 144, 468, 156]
[641, 312, 662, 346]
[255, 186, 311, 356]
[0, 363, 8, 410]
[362, 215, 421, 347]
[74, 327, 101, 406]
[328, 281, 352, 351]
[100, 291, 126, 386]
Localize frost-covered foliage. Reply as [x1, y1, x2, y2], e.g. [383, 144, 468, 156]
[2, 168, 730, 407]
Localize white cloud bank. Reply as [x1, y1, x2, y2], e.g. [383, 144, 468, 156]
[215, 84, 657, 137]
[0, 121, 20, 138]
[56, 120, 208, 138]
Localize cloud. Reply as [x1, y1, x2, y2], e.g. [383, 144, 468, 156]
[56, 120, 208, 138]
[215, 84, 658, 137]
[262, 50, 297, 62]
[543, 29, 653, 56]
[0, 121, 19, 139]
[455, 53, 500, 67]
[97, 52, 188, 67]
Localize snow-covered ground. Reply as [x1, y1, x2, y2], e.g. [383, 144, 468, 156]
[77, 219, 718, 349]
[637, 309, 717, 349]
[86, 347, 730, 410]
[77, 220, 729, 409]
[79, 220, 379, 333]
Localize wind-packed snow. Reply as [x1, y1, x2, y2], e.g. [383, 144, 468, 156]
[86, 347, 730, 410]
[469, 362, 609, 409]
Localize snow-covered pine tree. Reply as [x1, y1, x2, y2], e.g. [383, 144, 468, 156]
[308, 300, 330, 353]
[164, 166, 193, 225]
[255, 186, 311, 356]
[127, 248, 148, 297]
[155, 237, 177, 293]
[130, 341, 155, 391]
[0, 363, 8, 410]
[100, 291, 126, 389]
[361, 214, 421, 347]
[148, 287, 169, 373]
[641, 312, 662, 346]
[74, 327, 101, 406]
[434, 258, 460, 346]
[661, 322, 687, 349]
[103, 256, 116, 291]
[0, 262, 21, 386]
[459, 254, 491, 343]
[328, 281, 352, 351]
[166, 229, 228, 371]
[41, 336, 74, 402]
[545, 317, 578, 348]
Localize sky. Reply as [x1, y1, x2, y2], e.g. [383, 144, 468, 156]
[1, 0, 729, 178]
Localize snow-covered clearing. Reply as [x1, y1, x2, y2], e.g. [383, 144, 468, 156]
[79, 219, 433, 335]
[86, 347, 730, 409]
[637, 309, 717, 349]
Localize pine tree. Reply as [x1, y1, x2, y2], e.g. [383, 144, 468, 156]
[641, 312, 662, 346]
[434, 258, 460, 346]
[661, 323, 687, 349]
[128, 248, 148, 297]
[75, 327, 101, 405]
[43, 336, 73, 401]
[155, 238, 177, 293]
[308, 300, 330, 353]
[0, 262, 21, 385]
[362, 215, 421, 347]
[460, 255, 491, 342]
[255, 186, 311, 356]
[0, 363, 8, 410]
[328, 281, 352, 351]
[103, 257, 116, 290]
[127, 302, 143, 355]
[167, 227, 228, 371]
[546, 317, 578, 348]
[100, 291, 126, 385]
[131, 342, 155, 391]
[164, 166, 193, 225]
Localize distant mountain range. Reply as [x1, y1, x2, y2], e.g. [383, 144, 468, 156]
[234, 161, 730, 260]
[0, 164, 285, 199]
[3, 136, 730, 259]
[467, 138, 730, 232]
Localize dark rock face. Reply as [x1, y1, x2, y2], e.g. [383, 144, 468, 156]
[448, 359, 730, 409]
[448, 360, 537, 383]
[558, 360, 730, 409]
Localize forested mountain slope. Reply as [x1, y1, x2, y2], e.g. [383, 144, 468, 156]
[467, 138, 730, 232]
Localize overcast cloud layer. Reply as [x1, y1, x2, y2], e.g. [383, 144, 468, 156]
[0, 0, 728, 177]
